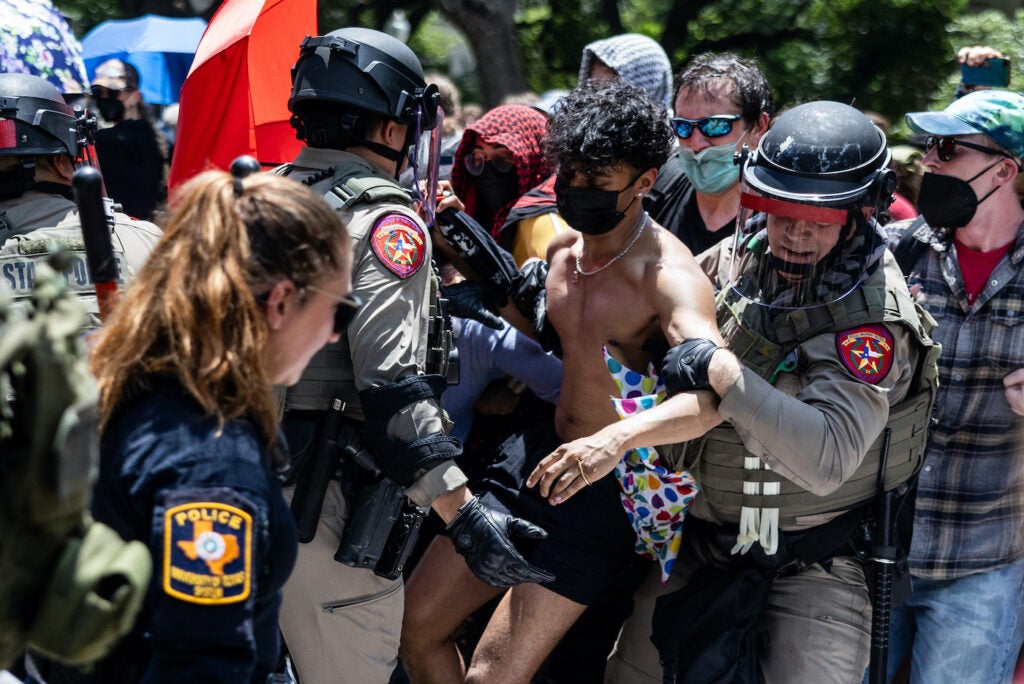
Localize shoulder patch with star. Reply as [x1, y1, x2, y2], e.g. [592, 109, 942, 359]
[370, 213, 426, 278]
[835, 323, 895, 384]
[163, 501, 252, 605]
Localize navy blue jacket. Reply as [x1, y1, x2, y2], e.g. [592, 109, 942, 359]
[91, 376, 297, 682]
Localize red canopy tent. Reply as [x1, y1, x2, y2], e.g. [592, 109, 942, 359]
[167, 0, 316, 190]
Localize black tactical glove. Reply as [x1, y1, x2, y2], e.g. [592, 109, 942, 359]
[441, 281, 504, 330]
[661, 338, 723, 396]
[446, 496, 556, 587]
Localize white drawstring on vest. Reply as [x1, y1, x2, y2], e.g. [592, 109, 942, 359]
[733, 456, 779, 555]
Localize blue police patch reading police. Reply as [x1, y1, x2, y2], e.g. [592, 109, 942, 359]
[163, 501, 252, 605]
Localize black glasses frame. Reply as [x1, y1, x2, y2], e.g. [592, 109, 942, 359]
[925, 135, 1017, 164]
[670, 114, 743, 139]
[306, 285, 362, 334]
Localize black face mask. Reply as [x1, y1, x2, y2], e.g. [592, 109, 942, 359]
[555, 175, 639, 235]
[95, 97, 125, 124]
[473, 162, 518, 216]
[916, 162, 1002, 229]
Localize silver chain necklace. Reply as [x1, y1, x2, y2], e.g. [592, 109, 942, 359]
[573, 211, 649, 284]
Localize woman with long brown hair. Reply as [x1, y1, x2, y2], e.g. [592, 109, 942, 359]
[78, 169, 355, 682]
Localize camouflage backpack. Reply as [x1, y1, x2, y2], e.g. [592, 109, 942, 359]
[0, 252, 150, 668]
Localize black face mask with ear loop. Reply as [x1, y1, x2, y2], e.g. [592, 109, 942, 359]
[554, 174, 641, 235]
[916, 160, 1003, 229]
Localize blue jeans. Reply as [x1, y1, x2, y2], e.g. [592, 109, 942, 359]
[874, 557, 1024, 684]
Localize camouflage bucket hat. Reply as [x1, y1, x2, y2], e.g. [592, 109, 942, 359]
[905, 90, 1024, 159]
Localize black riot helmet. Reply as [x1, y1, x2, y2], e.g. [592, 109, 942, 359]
[288, 28, 441, 146]
[0, 74, 85, 158]
[730, 101, 895, 310]
[288, 27, 445, 222]
[743, 100, 894, 213]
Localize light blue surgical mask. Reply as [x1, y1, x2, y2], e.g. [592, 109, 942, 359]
[677, 141, 740, 195]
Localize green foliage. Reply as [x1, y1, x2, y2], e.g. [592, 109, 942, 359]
[515, 0, 612, 94]
[886, 8, 1024, 142]
[503, 0, 974, 138]
[408, 11, 483, 104]
[53, 0, 124, 36]
[665, 0, 966, 128]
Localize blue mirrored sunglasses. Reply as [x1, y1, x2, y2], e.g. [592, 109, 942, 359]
[670, 114, 743, 139]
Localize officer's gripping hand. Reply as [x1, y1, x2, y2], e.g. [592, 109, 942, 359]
[441, 281, 504, 330]
[661, 338, 723, 395]
[445, 496, 556, 587]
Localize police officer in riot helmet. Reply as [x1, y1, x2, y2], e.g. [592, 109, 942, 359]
[563, 101, 943, 683]
[727, 100, 897, 311]
[0, 73, 161, 325]
[274, 27, 552, 684]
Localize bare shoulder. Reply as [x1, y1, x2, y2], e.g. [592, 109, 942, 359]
[647, 221, 722, 343]
[648, 221, 710, 283]
[545, 228, 578, 261]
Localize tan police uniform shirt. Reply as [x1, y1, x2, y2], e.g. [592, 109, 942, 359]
[281, 147, 466, 507]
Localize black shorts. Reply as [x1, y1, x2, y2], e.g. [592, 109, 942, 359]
[477, 421, 650, 607]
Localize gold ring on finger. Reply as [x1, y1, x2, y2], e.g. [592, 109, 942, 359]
[577, 459, 592, 487]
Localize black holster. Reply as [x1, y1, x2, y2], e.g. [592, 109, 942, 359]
[289, 401, 347, 543]
[287, 400, 429, 580]
[333, 431, 427, 581]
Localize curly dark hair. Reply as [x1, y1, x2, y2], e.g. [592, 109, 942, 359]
[545, 79, 673, 178]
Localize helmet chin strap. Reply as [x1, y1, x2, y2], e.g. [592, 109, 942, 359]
[355, 138, 404, 164]
[355, 129, 415, 181]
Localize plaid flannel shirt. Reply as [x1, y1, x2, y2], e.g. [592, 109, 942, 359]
[888, 218, 1024, 579]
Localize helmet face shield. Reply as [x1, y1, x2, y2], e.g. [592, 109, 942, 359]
[727, 101, 894, 311]
[409, 104, 443, 226]
[729, 182, 875, 310]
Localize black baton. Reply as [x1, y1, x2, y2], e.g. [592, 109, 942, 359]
[71, 166, 119, 320]
[870, 427, 895, 684]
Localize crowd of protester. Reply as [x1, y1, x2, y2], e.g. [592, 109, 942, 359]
[1, 10, 1023, 684]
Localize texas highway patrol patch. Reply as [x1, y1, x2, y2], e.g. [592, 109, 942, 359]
[370, 213, 426, 278]
[836, 324, 894, 384]
[163, 502, 252, 605]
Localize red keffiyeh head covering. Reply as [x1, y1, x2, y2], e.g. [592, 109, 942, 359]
[451, 104, 552, 236]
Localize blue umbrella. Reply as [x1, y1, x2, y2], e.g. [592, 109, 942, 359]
[81, 14, 207, 105]
[0, 0, 90, 94]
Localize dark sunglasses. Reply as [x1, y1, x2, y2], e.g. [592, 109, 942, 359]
[307, 286, 362, 334]
[670, 114, 743, 139]
[924, 135, 1016, 164]
[464, 152, 515, 176]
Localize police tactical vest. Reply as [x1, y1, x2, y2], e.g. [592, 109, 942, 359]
[0, 217, 135, 330]
[691, 267, 940, 529]
[275, 161, 450, 416]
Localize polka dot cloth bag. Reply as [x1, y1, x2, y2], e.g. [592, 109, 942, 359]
[605, 346, 699, 583]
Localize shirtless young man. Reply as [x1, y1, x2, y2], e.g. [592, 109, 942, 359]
[464, 78, 723, 683]
[400, 78, 722, 684]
